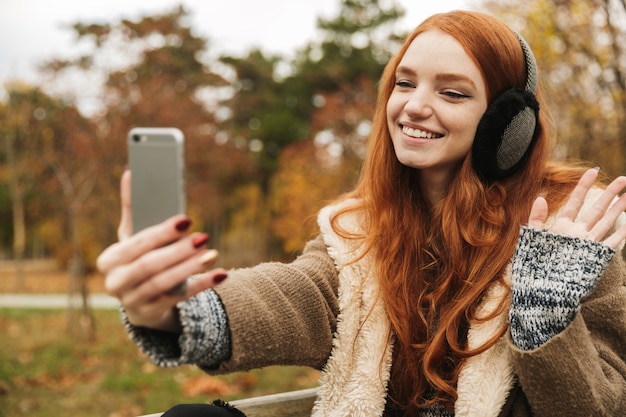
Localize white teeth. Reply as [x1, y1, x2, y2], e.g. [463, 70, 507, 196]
[402, 126, 442, 139]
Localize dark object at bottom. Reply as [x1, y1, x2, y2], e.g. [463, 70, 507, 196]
[162, 399, 247, 417]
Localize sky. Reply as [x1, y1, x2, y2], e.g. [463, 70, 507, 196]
[0, 0, 476, 82]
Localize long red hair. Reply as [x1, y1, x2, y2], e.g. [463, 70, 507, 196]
[330, 10, 588, 413]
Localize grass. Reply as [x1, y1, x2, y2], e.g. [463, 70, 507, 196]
[0, 261, 320, 417]
[0, 309, 320, 417]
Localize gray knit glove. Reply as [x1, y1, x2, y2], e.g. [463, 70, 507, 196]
[123, 289, 231, 368]
[509, 226, 615, 351]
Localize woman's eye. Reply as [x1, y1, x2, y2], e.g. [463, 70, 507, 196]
[395, 80, 415, 88]
[442, 90, 469, 99]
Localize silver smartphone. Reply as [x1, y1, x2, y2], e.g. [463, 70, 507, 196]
[128, 127, 186, 234]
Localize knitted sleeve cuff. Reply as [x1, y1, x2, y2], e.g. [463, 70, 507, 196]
[509, 226, 615, 351]
[123, 289, 231, 368]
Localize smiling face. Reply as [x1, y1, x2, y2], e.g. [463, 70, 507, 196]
[386, 29, 488, 196]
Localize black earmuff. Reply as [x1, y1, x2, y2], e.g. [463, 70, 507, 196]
[472, 33, 540, 181]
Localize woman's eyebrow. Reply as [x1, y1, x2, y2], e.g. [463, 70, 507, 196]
[395, 65, 416, 76]
[435, 73, 477, 89]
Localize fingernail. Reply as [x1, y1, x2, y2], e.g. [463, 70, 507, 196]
[537, 193, 545, 199]
[199, 249, 219, 266]
[213, 273, 228, 284]
[175, 218, 192, 232]
[192, 233, 209, 249]
[593, 166, 600, 172]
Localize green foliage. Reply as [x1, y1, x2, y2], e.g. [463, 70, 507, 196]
[217, 0, 405, 188]
[312, 0, 404, 83]
[219, 50, 308, 183]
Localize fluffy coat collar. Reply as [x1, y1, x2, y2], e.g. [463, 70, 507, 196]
[313, 199, 515, 417]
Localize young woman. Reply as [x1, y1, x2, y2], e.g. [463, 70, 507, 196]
[98, 10, 626, 417]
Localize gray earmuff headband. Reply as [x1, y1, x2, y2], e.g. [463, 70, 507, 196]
[471, 31, 540, 181]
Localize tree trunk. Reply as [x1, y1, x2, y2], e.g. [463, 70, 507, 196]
[65, 203, 96, 340]
[3, 131, 26, 289]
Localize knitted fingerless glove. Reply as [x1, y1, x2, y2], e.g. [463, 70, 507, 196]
[509, 226, 615, 351]
[123, 289, 231, 368]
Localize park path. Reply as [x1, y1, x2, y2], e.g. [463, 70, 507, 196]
[0, 293, 119, 309]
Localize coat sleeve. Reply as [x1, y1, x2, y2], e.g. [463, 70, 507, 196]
[211, 235, 339, 373]
[509, 253, 626, 416]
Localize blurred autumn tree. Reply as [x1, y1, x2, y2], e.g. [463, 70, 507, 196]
[37, 89, 99, 336]
[0, 83, 98, 335]
[480, 0, 626, 178]
[0, 0, 412, 276]
[45, 6, 258, 260]
[0, 85, 52, 284]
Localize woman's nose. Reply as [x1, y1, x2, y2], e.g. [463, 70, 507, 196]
[404, 88, 433, 118]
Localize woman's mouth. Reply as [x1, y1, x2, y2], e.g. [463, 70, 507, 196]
[401, 125, 444, 139]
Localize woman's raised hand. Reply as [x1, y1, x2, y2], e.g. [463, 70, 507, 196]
[527, 168, 626, 249]
[96, 170, 228, 333]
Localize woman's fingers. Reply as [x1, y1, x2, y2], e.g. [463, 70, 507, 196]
[580, 175, 626, 230]
[161, 267, 229, 302]
[96, 169, 231, 331]
[587, 180, 626, 240]
[119, 267, 228, 332]
[595, 190, 626, 249]
[182, 268, 229, 298]
[540, 169, 625, 249]
[116, 245, 219, 306]
[558, 167, 599, 222]
[161, 250, 221, 296]
[97, 214, 192, 274]
[104, 231, 207, 295]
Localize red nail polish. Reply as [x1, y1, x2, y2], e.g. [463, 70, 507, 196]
[192, 234, 209, 249]
[213, 273, 228, 284]
[175, 218, 192, 232]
